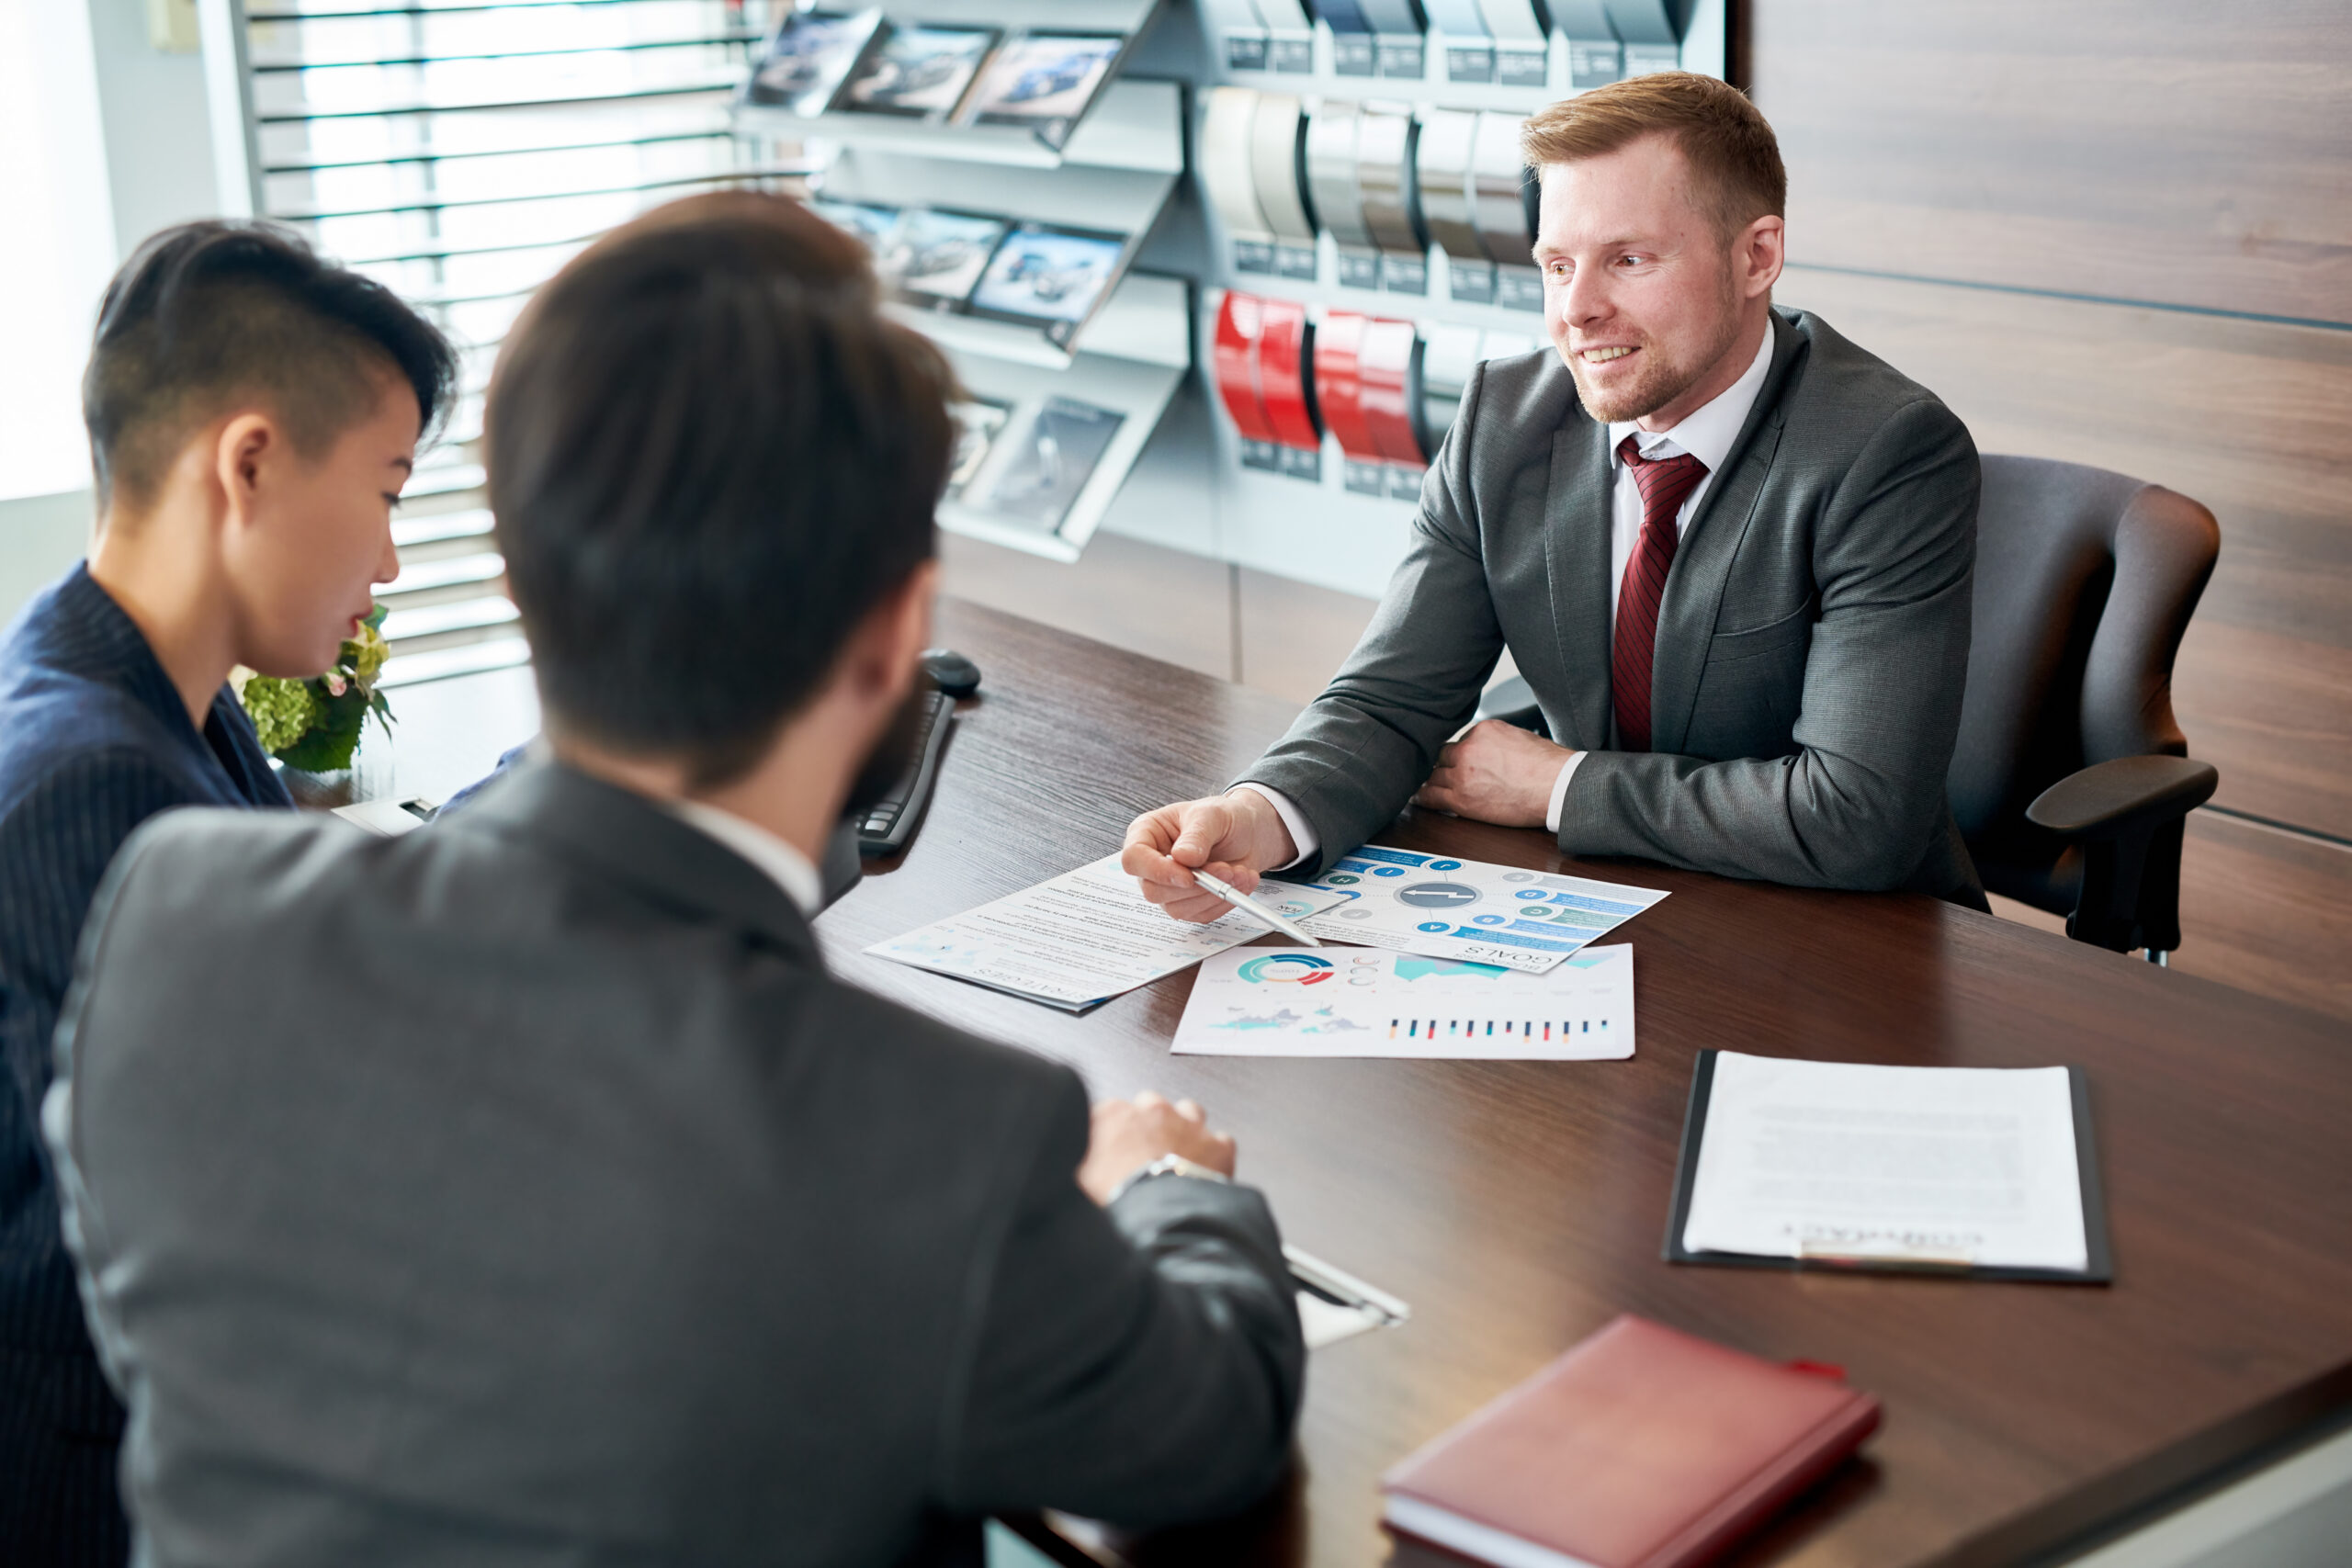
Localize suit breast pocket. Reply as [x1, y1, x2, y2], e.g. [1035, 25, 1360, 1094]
[1705, 601, 1815, 664]
[1690, 604, 1815, 756]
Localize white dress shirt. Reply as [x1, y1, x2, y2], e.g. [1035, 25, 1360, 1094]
[665, 797, 822, 916]
[1244, 323, 1777, 865]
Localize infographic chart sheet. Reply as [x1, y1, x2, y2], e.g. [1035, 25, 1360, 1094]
[1286, 846, 1669, 973]
[1174, 943, 1634, 1059]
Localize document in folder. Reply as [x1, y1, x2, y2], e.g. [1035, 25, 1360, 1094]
[1668, 1051, 2110, 1281]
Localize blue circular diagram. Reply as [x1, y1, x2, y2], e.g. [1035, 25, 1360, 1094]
[1516, 889, 1548, 900]
[1236, 953, 1335, 984]
[1428, 860, 1462, 871]
[1372, 866, 1405, 877]
[1417, 921, 1451, 932]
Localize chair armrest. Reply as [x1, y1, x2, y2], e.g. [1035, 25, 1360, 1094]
[1474, 673, 1544, 733]
[2026, 755, 2218, 840]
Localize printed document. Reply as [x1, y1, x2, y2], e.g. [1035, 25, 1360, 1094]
[866, 854, 1350, 1010]
[1175, 944, 1634, 1059]
[1293, 845, 1668, 973]
[1681, 1052, 2089, 1272]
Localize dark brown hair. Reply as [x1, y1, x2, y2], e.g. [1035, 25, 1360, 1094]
[488, 191, 956, 787]
[1519, 72, 1787, 236]
[83, 220, 456, 511]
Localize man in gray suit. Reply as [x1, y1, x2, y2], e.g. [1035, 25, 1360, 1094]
[1126, 73, 1981, 912]
[45, 194, 1303, 1566]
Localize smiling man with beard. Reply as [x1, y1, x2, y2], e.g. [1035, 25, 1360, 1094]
[43, 193, 1303, 1566]
[1125, 72, 1984, 913]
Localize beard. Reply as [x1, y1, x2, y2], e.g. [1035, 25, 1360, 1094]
[1566, 331, 1687, 423]
[842, 680, 931, 819]
[1560, 273, 1747, 424]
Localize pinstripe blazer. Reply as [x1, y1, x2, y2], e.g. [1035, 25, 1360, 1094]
[0, 563, 289, 1565]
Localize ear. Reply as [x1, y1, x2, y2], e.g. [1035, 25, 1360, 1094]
[1740, 214, 1786, 299]
[210, 412, 280, 535]
[848, 558, 940, 700]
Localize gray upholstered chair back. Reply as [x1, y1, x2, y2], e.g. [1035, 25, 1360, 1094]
[1950, 456, 2220, 913]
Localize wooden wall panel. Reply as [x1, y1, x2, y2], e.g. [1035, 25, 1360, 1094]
[1750, 0, 2352, 1013]
[1772, 263, 2352, 839]
[1994, 816, 2352, 1025]
[1749, 1, 2352, 324]
[2175, 813, 2352, 1026]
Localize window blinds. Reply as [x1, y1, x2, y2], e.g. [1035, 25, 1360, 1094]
[221, 0, 802, 684]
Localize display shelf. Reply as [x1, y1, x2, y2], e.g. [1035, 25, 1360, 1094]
[828, 79, 1185, 367]
[1072, 0, 1721, 592]
[739, 75, 1185, 175]
[1177, 284, 1550, 599]
[1208, 230, 1555, 339]
[1216, 20, 1577, 106]
[816, 82, 1181, 218]
[933, 275, 1190, 561]
[885, 230, 1191, 372]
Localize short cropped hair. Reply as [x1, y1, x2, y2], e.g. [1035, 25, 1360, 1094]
[1520, 72, 1787, 237]
[83, 221, 458, 511]
[487, 191, 956, 788]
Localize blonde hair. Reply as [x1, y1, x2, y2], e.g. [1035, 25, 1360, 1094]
[1519, 72, 1786, 236]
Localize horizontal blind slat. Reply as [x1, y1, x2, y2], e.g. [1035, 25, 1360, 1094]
[250, 34, 760, 73]
[274, 164, 810, 221]
[263, 125, 732, 173]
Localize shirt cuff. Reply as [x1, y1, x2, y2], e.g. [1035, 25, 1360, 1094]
[1232, 782, 1318, 872]
[1544, 751, 1586, 836]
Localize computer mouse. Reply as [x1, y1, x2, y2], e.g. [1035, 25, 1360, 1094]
[922, 648, 981, 698]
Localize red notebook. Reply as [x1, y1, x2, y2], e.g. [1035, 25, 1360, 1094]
[1382, 1315, 1881, 1568]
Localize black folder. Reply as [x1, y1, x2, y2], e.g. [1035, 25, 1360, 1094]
[1663, 1049, 2114, 1284]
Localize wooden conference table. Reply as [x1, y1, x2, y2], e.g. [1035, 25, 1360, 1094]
[368, 598, 2352, 1568]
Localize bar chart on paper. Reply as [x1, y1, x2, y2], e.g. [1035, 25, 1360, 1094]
[1172, 945, 1635, 1059]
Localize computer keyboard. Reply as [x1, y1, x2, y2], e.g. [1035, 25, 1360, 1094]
[856, 688, 956, 858]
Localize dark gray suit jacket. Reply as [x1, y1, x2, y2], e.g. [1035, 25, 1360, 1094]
[45, 762, 1305, 1566]
[1246, 308, 1984, 902]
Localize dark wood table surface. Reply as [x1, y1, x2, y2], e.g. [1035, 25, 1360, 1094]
[363, 598, 2352, 1568]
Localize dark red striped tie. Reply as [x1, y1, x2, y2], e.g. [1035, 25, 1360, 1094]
[1611, 435, 1710, 752]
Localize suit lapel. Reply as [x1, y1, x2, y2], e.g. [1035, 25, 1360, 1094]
[1649, 312, 1803, 756]
[1542, 414, 1616, 750]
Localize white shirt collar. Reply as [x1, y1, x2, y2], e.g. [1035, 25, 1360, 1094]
[1608, 321, 1776, 473]
[662, 797, 822, 917]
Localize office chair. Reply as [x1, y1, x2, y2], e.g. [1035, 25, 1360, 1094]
[1472, 457, 2220, 960]
[1948, 456, 2219, 960]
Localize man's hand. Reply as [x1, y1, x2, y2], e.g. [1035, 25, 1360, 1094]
[1411, 719, 1575, 829]
[1121, 788, 1299, 923]
[1079, 1091, 1238, 1204]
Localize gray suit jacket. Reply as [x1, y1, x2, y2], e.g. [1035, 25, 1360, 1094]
[1245, 308, 1984, 902]
[46, 762, 1305, 1567]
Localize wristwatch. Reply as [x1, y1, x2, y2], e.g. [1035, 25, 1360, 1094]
[1109, 1153, 1231, 1204]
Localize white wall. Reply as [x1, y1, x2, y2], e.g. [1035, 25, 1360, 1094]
[0, 0, 222, 626]
[86, 0, 223, 246]
[0, 491, 96, 626]
[0, 0, 118, 506]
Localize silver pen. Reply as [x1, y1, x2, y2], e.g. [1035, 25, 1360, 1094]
[1191, 868, 1322, 946]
